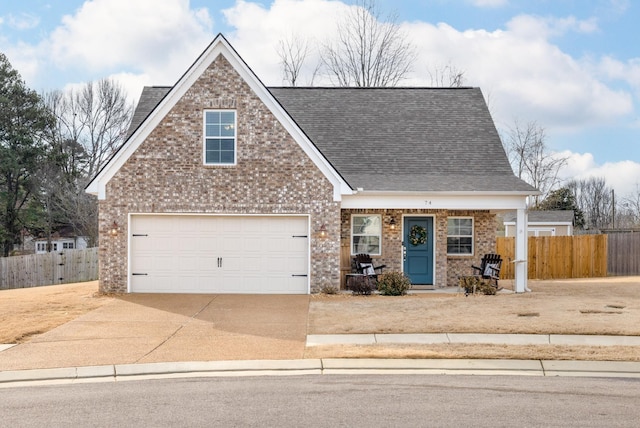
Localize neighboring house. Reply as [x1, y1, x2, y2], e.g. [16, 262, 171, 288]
[86, 34, 537, 295]
[34, 236, 88, 254]
[504, 210, 574, 237]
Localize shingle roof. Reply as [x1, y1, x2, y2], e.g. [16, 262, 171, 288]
[126, 86, 171, 139]
[128, 86, 537, 193]
[503, 210, 575, 223]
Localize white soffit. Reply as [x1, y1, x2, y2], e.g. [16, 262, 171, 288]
[341, 193, 530, 210]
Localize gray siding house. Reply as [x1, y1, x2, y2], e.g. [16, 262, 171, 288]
[87, 34, 537, 294]
[504, 210, 574, 236]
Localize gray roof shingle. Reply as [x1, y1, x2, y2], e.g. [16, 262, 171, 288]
[127, 86, 537, 193]
[126, 86, 171, 139]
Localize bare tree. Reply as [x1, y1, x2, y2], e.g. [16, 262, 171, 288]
[321, 0, 414, 87]
[427, 61, 466, 87]
[619, 184, 640, 228]
[276, 34, 320, 86]
[502, 120, 567, 205]
[41, 78, 133, 246]
[567, 177, 613, 231]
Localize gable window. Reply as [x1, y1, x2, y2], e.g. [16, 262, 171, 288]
[447, 217, 473, 255]
[204, 110, 236, 165]
[351, 214, 381, 255]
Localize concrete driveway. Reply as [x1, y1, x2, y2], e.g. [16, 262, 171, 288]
[0, 294, 310, 371]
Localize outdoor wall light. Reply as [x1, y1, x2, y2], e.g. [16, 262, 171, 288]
[109, 221, 118, 236]
[319, 224, 327, 238]
[388, 217, 397, 230]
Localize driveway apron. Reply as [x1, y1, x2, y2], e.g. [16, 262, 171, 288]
[0, 294, 310, 371]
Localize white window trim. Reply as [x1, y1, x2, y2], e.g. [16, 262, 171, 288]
[528, 227, 556, 237]
[351, 214, 382, 256]
[203, 109, 237, 166]
[447, 216, 474, 256]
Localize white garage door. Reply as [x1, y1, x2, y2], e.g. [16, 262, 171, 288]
[129, 215, 309, 294]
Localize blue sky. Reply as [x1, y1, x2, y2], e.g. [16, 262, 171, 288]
[0, 0, 638, 196]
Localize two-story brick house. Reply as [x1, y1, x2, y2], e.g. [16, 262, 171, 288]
[86, 34, 537, 294]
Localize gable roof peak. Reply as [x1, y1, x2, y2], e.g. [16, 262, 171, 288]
[85, 33, 350, 201]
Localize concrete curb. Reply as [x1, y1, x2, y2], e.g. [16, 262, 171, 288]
[306, 333, 640, 347]
[3, 358, 640, 387]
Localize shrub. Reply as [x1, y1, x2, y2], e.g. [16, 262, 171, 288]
[320, 284, 339, 295]
[350, 275, 376, 295]
[377, 272, 412, 296]
[459, 276, 497, 296]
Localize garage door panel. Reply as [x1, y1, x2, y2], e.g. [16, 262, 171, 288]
[130, 215, 308, 294]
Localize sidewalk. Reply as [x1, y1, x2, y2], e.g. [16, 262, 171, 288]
[306, 333, 640, 346]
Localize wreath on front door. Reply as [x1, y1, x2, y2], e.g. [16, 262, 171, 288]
[409, 225, 427, 246]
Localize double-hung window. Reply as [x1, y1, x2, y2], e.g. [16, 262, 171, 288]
[447, 217, 473, 255]
[204, 110, 236, 165]
[351, 214, 381, 255]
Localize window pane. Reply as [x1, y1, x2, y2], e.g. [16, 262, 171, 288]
[206, 139, 220, 151]
[206, 111, 221, 124]
[447, 223, 457, 235]
[352, 215, 380, 235]
[352, 236, 380, 254]
[206, 124, 219, 137]
[220, 139, 234, 151]
[220, 150, 234, 164]
[220, 124, 234, 137]
[220, 111, 235, 123]
[206, 150, 220, 164]
[459, 224, 472, 235]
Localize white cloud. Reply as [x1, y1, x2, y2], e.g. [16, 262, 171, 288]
[557, 150, 640, 197]
[222, 0, 347, 85]
[48, 0, 213, 84]
[61, 71, 151, 105]
[1, 42, 40, 85]
[506, 14, 598, 39]
[598, 56, 640, 94]
[402, 16, 632, 132]
[7, 13, 40, 30]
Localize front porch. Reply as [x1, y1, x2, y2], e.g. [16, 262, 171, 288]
[339, 209, 499, 289]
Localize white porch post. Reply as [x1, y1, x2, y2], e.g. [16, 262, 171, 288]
[514, 208, 529, 293]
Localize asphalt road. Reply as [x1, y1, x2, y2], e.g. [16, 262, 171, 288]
[2, 374, 640, 427]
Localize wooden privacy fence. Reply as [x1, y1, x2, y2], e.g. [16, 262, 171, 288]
[607, 232, 640, 276]
[0, 248, 98, 290]
[496, 235, 608, 280]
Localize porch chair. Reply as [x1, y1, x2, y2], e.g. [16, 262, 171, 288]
[471, 253, 503, 289]
[353, 253, 387, 280]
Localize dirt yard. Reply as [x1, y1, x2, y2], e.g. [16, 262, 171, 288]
[308, 277, 640, 336]
[1, 277, 639, 361]
[305, 276, 640, 361]
[0, 281, 111, 343]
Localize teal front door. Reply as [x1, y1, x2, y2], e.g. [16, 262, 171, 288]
[403, 217, 434, 285]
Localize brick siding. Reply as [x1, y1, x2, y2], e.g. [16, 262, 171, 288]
[98, 55, 340, 293]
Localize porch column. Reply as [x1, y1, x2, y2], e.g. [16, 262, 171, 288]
[514, 208, 529, 293]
